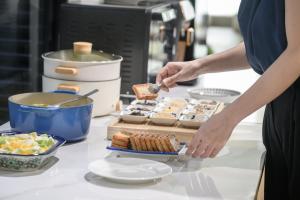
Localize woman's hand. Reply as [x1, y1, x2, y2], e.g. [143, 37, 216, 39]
[186, 111, 237, 158]
[156, 60, 200, 89]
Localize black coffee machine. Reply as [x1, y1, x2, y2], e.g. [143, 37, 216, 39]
[56, 0, 196, 94]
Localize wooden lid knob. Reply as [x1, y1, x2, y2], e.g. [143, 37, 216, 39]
[73, 42, 92, 54]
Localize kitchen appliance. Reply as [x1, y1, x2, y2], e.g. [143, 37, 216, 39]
[42, 42, 122, 117]
[43, 76, 121, 117]
[8, 92, 93, 142]
[56, 0, 181, 95]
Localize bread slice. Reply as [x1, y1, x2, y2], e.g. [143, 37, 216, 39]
[111, 143, 128, 149]
[132, 84, 158, 100]
[111, 132, 130, 148]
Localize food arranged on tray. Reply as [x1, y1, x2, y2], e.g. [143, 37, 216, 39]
[110, 132, 181, 153]
[119, 91, 223, 128]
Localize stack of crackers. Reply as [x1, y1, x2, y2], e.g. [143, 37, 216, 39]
[111, 132, 180, 153]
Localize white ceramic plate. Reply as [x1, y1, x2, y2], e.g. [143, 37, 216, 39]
[88, 157, 172, 184]
[187, 88, 240, 104]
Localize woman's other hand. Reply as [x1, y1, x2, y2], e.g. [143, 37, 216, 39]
[186, 111, 237, 158]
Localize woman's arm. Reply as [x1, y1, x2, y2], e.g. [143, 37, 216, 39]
[157, 42, 250, 88]
[187, 0, 300, 158]
[196, 42, 250, 74]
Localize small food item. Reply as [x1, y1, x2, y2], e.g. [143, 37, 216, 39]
[139, 134, 148, 151]
[152, 112, 177, 119]
[131, 99, 157, 107]
[179, 114, 209, 128]
[144, 135, 154, 151]
[168, 99, 187, 109]
[150, 135, 158, 151]
[154, 136, 164, 152]
[129, 134, 137, 150]
[111, 132, 130, 149]
[134, 135, 143, 151]
[120, 110, 149, 124]
[149, 112, 178, 126]
[160, 136, 171, 152]
[165, 135, 180, 152]
[126, 104, 153, 112]
[198, 99, 218, 105]
[0, 132, 56, 155]
[132, 84, 158, 100]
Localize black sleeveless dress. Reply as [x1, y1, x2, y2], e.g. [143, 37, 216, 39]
[238, 0, 300, 199]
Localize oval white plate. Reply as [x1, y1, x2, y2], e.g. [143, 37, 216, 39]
[88, 157, 172, 184]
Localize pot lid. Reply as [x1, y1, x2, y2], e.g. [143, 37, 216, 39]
[43, 42, 122, 62]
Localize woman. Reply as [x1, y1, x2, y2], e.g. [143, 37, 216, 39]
[156, 0, 300, 199]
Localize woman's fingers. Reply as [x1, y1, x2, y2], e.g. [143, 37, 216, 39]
[186, 134, 201, 155]
[201, 144, 216, 158]
[209, 145, 223, 158]
[163, 72, 181, 88]
[192, 142, 208, 158]
[156, 67, 168, 84]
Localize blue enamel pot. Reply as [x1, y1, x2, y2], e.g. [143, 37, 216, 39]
[8, 92, 93, 142]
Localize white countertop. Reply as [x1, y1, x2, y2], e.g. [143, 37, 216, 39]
[0, 117, 265, 200]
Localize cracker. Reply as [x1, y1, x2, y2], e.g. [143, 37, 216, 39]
[139, 134, 148, 151]
[145, 135, 154, 151]
[129, 134, 137, 150]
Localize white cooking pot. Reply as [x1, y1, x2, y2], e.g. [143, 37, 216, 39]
[42, 76, 121, 117]
[42, 42, 123, 81]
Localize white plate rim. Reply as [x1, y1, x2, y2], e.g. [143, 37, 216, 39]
[88, 157, 173, 181]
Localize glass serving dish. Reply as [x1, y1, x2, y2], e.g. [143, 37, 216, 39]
[0, 131, 65, 172]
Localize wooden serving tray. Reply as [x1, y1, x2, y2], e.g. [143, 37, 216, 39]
[107, 103, 225, 143]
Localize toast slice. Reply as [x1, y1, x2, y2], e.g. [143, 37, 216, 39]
[132, 84, 158, 100]
[111, 132, 130, 149]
